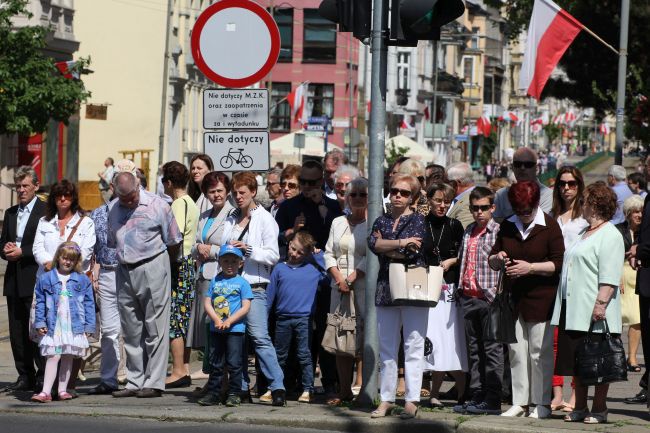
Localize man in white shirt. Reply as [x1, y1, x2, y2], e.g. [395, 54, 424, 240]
[493, 148, 553, 222]
[447, 162, 476, 228]
[98, 157, 115, 204]
[322, 149, 348, 200]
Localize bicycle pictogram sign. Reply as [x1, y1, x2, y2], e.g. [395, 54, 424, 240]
[220, 147, 254, 169]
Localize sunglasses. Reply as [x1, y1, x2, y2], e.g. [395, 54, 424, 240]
[56, 194, 73, 201]
[514, 208, 534, 216]
[349, 192, 368, 198]
[299, 177, 322, 186]
[470, 204, 491, 212]
[558, 180, 578, 189]
[389, 188, 412, 198]
[512, 161, 536, 169]
[280, 181, 299, 189]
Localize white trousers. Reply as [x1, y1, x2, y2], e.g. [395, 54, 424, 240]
[98, 268, 121, 388]
[509, 315, 554, 406]
[377, 306, 429, 403]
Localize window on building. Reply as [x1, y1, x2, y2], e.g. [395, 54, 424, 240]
[274, 8, 293, 62]
[463, 57, 474, 83]
[303, 9, 336, 63]
[483, 74, 503, 106]
[471, 27, 480, 49]
[307, 84, 334, 127]
[397, 51, 411, 91]
[269, 83, 291, 132]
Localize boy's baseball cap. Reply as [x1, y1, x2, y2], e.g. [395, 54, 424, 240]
[219, 244, 244, 259]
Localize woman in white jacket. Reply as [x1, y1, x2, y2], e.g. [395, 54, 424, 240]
[220, 172, 286, 406]
[324, 177, 368, 405]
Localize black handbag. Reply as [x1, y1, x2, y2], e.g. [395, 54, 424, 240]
[483, 263, 517, 344]
[574, 319, 627, 386]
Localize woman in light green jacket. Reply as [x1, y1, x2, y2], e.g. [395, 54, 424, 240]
[551, 182, 624, 425]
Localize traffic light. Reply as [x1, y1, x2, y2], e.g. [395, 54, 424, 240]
[318, 0, 372, 42]
[391, 0, 465, 45]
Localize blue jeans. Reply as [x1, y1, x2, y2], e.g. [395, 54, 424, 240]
[275, 316, 314, 393]
[206, 332, 244, 396]
[242, 289, 285, 391]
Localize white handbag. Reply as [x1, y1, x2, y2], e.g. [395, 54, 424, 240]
[388, 263, 443, 307]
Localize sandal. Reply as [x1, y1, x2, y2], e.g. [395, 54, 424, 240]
[584, 409, 608, 424]
[31, 392, 52, 403]
[429, 398, 444, 409]
[628, 363, 642, 372]
[420, 388, 431, 398]
[58, 391, 73, 401]
[561, 404, 574, 413]
[395, 389, 406, 397]
[564, 408, 589, 422]
[371, 402, 396, 418]
[400, 402, 419, 419]
[551, 401, 570, 411]
[327, 395, 353, 406]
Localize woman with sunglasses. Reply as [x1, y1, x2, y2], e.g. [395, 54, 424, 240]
[280, 164, 301, 201]
[368, 174, 426, 420]
[549, 166, 588, 412]
[422, 183, 467, 409]
[488, 180, 564, 419]
[33, 179, 96, 396]
[324, 177, 368, 405]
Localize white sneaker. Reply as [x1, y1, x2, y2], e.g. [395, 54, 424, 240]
[259, 390, 272, 403]
[501, 405, 527, 417]
[528, 405, 551, 419]
[298, 391, 311, 403]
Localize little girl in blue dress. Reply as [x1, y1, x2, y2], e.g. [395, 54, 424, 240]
[31, 241, 95, 402]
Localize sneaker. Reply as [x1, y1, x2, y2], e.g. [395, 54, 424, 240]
[259, 390, 272, 403]
[298, 391, 311, 403]
[528, 405, 551, 419]
[501, 405, 527, 417]
[466, 401, 501, 415]
[225, 394, 241, 407]
[271, 389, 287, 407]
[197, 393, 222, 406]
[453, 399, 480, 414]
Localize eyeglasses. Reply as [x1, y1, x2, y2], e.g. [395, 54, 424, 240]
[512, 161, 537, 169]
[514, 208, 534, 216]
[470, 204, 491, 212]
[299, 177, 322, 187]
[280, 181, 299, 189]
[430, 198, 452, 206]
[389, 188, 412, 198]
[558, 180, 578, 189]
[349, 192, 368, 198]
[56, 194, 72, 201]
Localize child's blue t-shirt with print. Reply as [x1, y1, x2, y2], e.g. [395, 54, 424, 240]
[206, 274, 253, 333]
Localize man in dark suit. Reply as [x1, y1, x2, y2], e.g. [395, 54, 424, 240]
[627, 155, 650, 409]
[0, 166, 46, 392]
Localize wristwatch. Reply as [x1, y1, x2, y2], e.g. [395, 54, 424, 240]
[595, 299, 608, 305]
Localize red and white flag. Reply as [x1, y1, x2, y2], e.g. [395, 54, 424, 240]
[599, 122, 610, 135]
[400, 116, 415, 130]
[477, 115, 491, 137]
[499, 111, 519, 123]
[287, 83, 307, 124]
[518, 0, 583, 100]
[55, 60, 79, 79]
[424, 105, 430, 121]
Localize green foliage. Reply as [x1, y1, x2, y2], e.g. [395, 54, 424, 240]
[386, 140, 410, 166]
[543, 123, 563, 146]
[478, 122, 497, 166]
[0, 0, 91, 135]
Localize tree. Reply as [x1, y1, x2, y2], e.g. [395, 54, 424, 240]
[485, 0, 650, 129]
[386, 140, 410, 167]
[0, 0, 90, 135]
[543, 124, 563, 147]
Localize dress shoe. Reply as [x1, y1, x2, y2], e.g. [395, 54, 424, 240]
[112, 388, 138, 398]
[136, 388, 162, 398]
[2, 378, 33, 392]
[624, 389, 647, 404]
[197, 393, 222, 406]
[88, 383, 118, 395]
[165, 375, 191, 389]
[271, 389, 286, 407]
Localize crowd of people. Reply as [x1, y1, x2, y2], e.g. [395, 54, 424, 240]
[1, 147, 649, 424]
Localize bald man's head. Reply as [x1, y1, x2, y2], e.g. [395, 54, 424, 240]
[512, 148, 539, 182]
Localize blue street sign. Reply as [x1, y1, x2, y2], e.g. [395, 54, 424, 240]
[308, 116, 329, 125]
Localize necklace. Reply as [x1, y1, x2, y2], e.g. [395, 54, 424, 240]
[585, 220, 606, 232]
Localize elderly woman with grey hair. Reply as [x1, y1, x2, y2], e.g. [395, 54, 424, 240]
[333, 165, 361, 211]
[398, 158, 429, 215]
[616, 194, 645, 371]
[324, 177, 368, 405]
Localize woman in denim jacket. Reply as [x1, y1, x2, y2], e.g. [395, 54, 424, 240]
[31, 242, 95, 403]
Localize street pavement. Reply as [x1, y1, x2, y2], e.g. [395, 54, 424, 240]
[0, 153, 649, 432]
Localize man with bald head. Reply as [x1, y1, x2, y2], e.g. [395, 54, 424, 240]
[492, 147, 553, 222]
[108, 171, 182, 398]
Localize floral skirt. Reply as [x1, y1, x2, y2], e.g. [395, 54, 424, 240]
[169, 255, 196, 339]
[39, 294, 89, 357]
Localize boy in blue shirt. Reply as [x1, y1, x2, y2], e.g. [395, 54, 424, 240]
[198, 244, 253, 407]
[266, 232, 328, 403]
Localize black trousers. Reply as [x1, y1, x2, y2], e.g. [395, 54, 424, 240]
[312, 287, 337, 391]
[7, 295, 44, 382]
[461, 295, 504, 405]
[639, 295, 650, 391]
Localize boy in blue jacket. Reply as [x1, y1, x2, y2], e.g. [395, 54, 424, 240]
[266, 232, 328, 403]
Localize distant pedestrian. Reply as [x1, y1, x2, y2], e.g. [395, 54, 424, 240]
[607, 165, 632, 224]
[323, 149, 348, 200]
[265, 167, 284, 218]
[197, 245, 253, 407]
[31, 242, 95, 403]
[98, 157, 115, 204]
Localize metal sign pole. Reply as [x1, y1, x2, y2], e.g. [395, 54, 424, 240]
[615, 0, 630, 165]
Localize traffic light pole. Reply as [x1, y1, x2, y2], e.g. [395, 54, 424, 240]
[615, 0, 629, 165]
[358, 0, 389, 408]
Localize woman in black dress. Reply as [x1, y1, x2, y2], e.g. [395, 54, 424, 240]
[422, 182, 467, 408]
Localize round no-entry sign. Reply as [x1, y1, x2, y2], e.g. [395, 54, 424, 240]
[191, 0, 280, 88]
